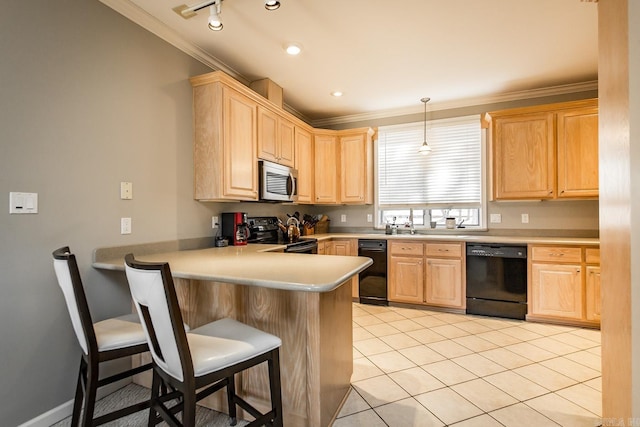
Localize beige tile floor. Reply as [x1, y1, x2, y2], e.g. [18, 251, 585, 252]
[335, 303, 602, 427]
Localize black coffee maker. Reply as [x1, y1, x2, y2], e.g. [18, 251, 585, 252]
[221, 212, 249, 246]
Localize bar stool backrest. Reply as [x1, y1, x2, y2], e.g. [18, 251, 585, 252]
[53, 246, 96, 356]
[124, 254, 193, 383]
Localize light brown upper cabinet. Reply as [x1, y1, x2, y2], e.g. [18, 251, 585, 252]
[556, 106, 599, 198]
[313, 127, 374, 205]
[340, 128, 374, 204]
[294, 126, 314, 204]
[191, 73, 258, 201]
[257, 106, 295, 168]
[314, 131, 339, 204]
[190, 70, 375, 204]
[487, 99, 598, 201]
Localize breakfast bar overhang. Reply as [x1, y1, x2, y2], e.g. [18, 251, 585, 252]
[93, 243, 373, 427]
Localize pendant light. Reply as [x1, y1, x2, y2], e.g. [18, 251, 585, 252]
[418, 97, 432, 155]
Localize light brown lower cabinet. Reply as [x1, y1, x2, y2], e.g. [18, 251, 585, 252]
[528, 245, 600, 327]
[585, 265, 601, 322]
[321, 238, 359, 298]
[389, 241, 465, 310]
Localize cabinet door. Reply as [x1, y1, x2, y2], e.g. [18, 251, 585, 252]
[278, 119, 295, 167]
[257, 108, 295, 168]
[493, 113, 555, 200]
[314, 133, 338, 204]
[388, 256, 424, 303]
[331, 239, 356, 256]
[257, 107, 278, 164]
[340, 133, 369, 204]
[531, 263, 583, 319]
[425, 258, 463, 308]
[557, 106, 599, 198]
[295, 127, 314, 204]
[585, 265, 601, 321]
[223, 88, 258, 200]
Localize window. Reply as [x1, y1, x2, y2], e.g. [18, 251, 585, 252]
[376, 115, 485, 229]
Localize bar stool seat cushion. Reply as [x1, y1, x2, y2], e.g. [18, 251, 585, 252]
[187, 318, 281, 378]
[94, 313, 148, 352]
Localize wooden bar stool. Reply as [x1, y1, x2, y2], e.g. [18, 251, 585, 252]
[124, 253, 283, 427]
[52, 246, 152, 426]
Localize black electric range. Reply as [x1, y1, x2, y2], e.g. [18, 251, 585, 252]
[247, 216, 318, 254]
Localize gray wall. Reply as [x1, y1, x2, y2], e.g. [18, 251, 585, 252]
[0, 1, 218, 424]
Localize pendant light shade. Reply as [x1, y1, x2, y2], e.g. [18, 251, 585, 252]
[418, 97, 432, 155]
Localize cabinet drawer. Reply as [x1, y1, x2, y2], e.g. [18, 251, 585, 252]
[585, 248, 600, 264]
[531, 246, 582, 263]
[426, 243, 462, 258]
[389, 241, 424, 256]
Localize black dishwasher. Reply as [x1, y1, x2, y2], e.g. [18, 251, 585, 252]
[466, 244, 527, 320]
[358, 240, 388, 306]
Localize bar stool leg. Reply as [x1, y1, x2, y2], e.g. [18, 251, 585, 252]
[147, 370, 161, 427]
[70, 358, 85, 427]
[182, 389, 197, 427]
[226, 375, 237, 426]
[269, 349, 283, 427]
[81, 361, 99, 427]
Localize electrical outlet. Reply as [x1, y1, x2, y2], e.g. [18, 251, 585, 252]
[490, 213, 502, 223]
[340, 214, 347, 223]
[212, 216, 219, 228]
[121, 217, 132, 234]
[367, 214, 373, 223]
[521, 213, 529, 224]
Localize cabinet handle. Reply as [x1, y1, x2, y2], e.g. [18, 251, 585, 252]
[438, 249, 450, 252]
[549, 253, 565, 257]
[549, 190, 554, 195]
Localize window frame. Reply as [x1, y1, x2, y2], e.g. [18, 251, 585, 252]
[374, 116, 488, 231]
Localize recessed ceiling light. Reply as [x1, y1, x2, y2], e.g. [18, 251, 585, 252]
[285, 43, 302, 55]
[331, 91, 343, 97]
[265, 0, 281, 10]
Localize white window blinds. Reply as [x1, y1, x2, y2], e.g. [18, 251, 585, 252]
[377, 115, 482, 206]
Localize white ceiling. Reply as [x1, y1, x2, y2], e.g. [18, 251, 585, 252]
[101, 0, 598, 126]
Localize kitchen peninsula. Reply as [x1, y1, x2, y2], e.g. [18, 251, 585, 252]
[93, 242, 372, 427]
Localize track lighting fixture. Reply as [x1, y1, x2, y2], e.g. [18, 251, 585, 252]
[207, 1, 222, 31]
[418, 97, 432, 155]
[173, 0, 280, 32]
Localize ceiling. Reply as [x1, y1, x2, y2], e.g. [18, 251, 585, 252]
[100, 0, 598, 126]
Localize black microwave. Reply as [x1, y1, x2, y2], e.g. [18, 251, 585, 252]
[259, 160, 298, 202]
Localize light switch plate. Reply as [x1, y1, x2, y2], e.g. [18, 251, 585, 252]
[340, 214, 347, 223]
[367, 214, 373, 223]
[120, 182, 133, 200]
[521, 213, 529, 224]
[9, 192, 38, 214]
[490, 213, 502, 223]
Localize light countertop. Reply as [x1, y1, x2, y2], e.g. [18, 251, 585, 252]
[92, 232, 597, 293]
[93, 244, 372, 293]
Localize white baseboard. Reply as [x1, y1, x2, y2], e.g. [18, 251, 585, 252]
[17, 400, 74, 427]
[18, 380, 131, 427]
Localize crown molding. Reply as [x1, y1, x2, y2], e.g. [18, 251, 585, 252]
[310, 80, 599, 127]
